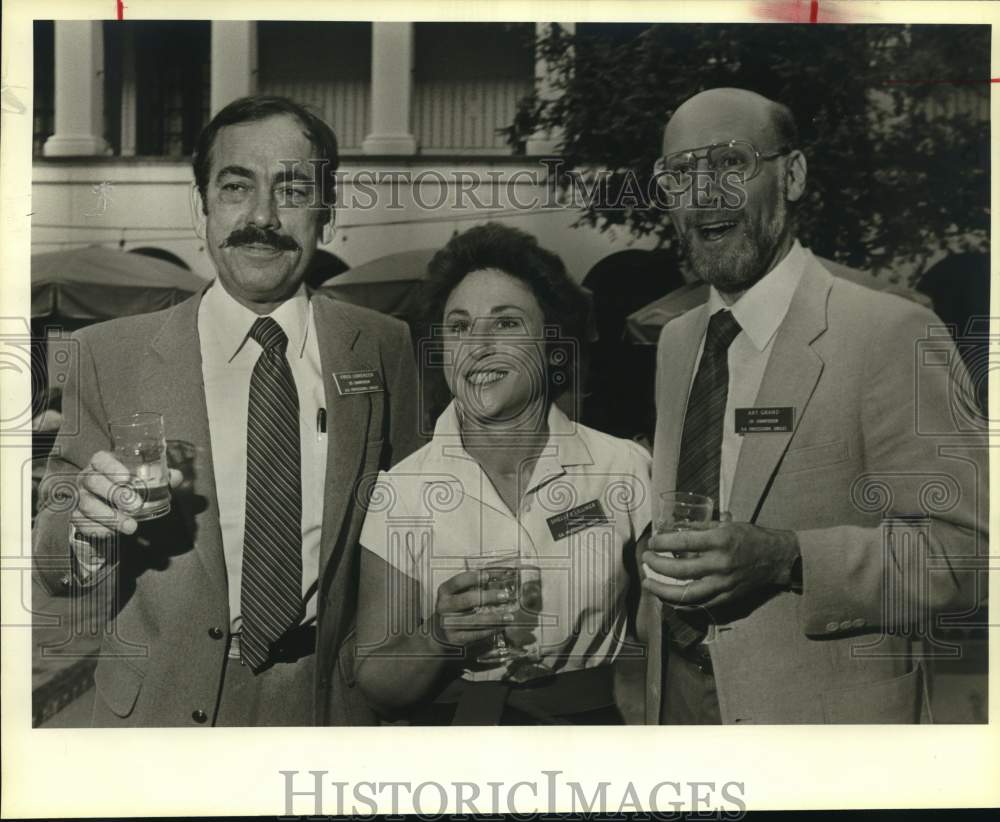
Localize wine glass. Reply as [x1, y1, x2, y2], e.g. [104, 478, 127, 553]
[501, 561, 554, 683]
[465, 550, 524, 665]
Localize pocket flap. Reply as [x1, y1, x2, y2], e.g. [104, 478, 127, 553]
[821, 665, 925, 723]
[93, 659, 144, 718]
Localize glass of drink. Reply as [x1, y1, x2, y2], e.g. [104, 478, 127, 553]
[465, 550, 525, 665]
[502, 561, 554, 683]
[108, 412, 171, 521]
[656, 491, 715, 535]
[649, 491, 715, 585]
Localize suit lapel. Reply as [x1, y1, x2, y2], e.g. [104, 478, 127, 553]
[143, 288, 228, 599]
[728, 258, 832, 522]
[653, 306, 708, 505]
[313, 297, 373, 584]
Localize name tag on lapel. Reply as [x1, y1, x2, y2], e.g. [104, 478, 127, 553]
[333, 369, 384, 396]
[546, 499, 610, 541]
[734, 406, 794, 434]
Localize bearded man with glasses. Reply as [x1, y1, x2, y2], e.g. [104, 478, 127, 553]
[637, 87, 987, 724]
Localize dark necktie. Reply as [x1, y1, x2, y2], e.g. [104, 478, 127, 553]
[663, 308, 742, 649]
[239, 317, 303, 672]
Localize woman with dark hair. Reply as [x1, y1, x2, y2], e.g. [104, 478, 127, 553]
[355, 223, 651, 725]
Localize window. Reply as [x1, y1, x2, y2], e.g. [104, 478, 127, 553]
[413, 23, 534, 152]
[32, 21, 54, 156]
[258, 22, 372, 149]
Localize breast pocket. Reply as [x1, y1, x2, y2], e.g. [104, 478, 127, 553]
[780, 439, 851, 475]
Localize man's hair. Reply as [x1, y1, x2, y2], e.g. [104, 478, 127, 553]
[420, 222, 590, 400]
[769, 100, 799, 152]
[192, 95, 339, 221]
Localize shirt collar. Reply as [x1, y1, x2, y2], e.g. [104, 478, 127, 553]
[425, 401, 595, 515]
[433, 401, 594, 471]
[707, 239, 807, 352]
[201, 280, 312, 362]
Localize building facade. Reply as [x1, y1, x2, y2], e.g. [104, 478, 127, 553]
[32, 20, 653, 285]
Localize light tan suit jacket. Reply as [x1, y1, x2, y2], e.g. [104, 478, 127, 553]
[640, 252, 987, 723]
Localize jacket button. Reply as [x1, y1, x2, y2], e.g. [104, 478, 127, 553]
[839, 619, 853, 631]
[825, 621, 839, 633]
[851, 617, 865, 629]
[192, 709, 207, 724]
[208, 626, 224, 639]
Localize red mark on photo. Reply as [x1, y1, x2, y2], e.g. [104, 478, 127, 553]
[750, 0, 855, 23]
[116, 0, 125, 20]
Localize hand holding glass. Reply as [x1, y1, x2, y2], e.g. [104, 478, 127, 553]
[465, 550, 525, 664]
[108, 412, 171, 521]
[648, 491, 715, 585]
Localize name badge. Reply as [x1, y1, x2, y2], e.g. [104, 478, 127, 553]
[546, 499, 610, 541]
[333, 369, 384, 396]
[734, 406, 794, 434]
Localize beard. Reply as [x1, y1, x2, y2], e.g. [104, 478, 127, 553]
[680, 184, 789, 295]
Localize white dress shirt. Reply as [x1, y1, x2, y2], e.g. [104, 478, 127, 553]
[198, 282, 327, 631]
[693, 240, 807, 512]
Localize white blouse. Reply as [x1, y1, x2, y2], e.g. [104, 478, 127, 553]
[360, 401, 652, 682]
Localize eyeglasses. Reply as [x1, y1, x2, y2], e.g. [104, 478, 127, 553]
[654, 140, 791, 193]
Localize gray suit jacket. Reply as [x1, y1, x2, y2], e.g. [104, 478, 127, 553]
[34, 287, 422, 726]
[640, 252, 987, 723]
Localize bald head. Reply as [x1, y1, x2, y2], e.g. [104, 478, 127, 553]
[662, 88, 797, 156]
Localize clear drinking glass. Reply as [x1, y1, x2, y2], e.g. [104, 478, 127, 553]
[465, 550, 524, 665]
[108, 412, 171, 521]
[501, 561, 554, 683]
[649, 491, 715, 584]
[656, 491, 715, 536]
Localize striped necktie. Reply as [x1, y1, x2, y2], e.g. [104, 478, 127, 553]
[239, 316, 303, 672]
[664, 308, 742, 648]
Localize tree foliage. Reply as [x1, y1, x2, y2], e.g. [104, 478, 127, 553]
[505, 24, 989, 282]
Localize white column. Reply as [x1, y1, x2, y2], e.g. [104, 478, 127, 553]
[362, 22, 417, 154]
[210, 22, 258, 116]
[119, 26, 137, 157]
[525, 22, 575, 156]
[43, 22, 110, 156]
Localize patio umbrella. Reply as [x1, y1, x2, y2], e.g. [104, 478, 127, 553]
[319, 248, 438, 320]
[625, 255, 932, 345]
[32, 245, 209, 322]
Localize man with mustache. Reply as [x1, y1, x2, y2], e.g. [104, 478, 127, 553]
[639, 88, 987, 723]
[34, 96, 421, 726]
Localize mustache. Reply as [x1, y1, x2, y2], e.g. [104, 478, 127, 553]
[220, 225, 300, 251]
